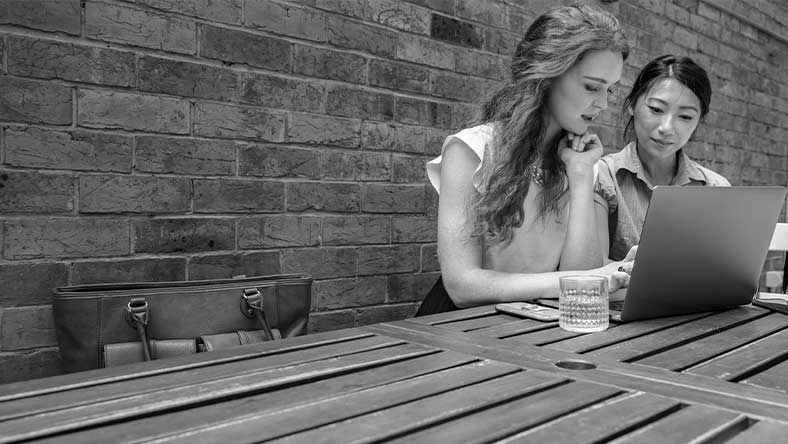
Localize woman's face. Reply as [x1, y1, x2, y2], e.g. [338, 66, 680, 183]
[546, 49, 624, 136]
[631, 77, 701, 161]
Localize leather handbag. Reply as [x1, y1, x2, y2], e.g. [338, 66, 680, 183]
[53, 274, 312, 372]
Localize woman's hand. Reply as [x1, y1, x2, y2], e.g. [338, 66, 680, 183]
[596, 259, 633, 293]
[558, 131, 604, 186]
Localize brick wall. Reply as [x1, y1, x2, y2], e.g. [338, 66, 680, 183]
[0, 0, 786, 382]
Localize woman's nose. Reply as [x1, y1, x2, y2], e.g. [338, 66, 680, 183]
[657, 116, 675, 135]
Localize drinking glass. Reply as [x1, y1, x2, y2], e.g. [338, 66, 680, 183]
[558, 275, 609, 333]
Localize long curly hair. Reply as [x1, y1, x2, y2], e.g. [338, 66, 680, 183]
[472, 4, 629, 244]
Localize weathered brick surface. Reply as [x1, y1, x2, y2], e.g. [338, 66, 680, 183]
[240, 72, 324, 112]
[456, 0, 507, 29]
[322, 216, 390, 246]
[238, 144, 320, 179]
[430, 14, 484, 49]
[327, 15, 397, 57]
[387, 272, 439, 303]
[357, 244, 420, 275]
[188, 251, 282, 280]
[8, 37, 135, 87]
[80, 175, 191, 213]
[355, 303, 419, 326]
[138, 57, 239, 101]
[0, 171, 75, 213]
[392, 216, 437, 243]
[421, 244, 440, 271]
[361, 122, 430, 153]
[293, 45, 367, 84]
[397, 34, 454, 70]
[321, 151, 391, 181]
[0, 263, 68, 306]
[326, 86, 395, 121]
[287, 182, 361, 212]
[454, 50, 508, 80]
[193, 102, 287, 141]
[0, 77, 71, 125]
[282, 247, 358, 279]
[199, 24, 291, 71]
[366, 0, 430, 34]
[0, 0, 80, 35]
[369, 59, 429, 93]
[137, 0, 243, 24]
[85, 2, 196, 54]
[133, 218, 235, 254]
[1, 306, 56, 350]
[194, 179, 285, 213]
[395, 97, 453, 128]
[72, 257, 186, 284]
[307, 309, 356, 333]
[238, 215, 321, 248]
[288, 113, 361, 148]
[0, 348, 62, 384]
[4, 218, 129, 259]
[78, 90, 189, 134]
[315, 276, 387, 309]
[392, 154, 428, 183]
[361, 184, 426, 213]
[246, 1, 326, 41]
[135, 136, 236, 176]
[5, 128, 132, 173]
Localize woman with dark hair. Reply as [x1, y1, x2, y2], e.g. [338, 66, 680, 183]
[417, 4, 635, 315]
[595, 55, 730, 262]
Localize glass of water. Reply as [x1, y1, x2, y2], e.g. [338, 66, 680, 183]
[558, 275, 609, 333]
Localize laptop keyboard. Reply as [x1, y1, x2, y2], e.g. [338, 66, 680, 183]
[609, 300, 624, 311]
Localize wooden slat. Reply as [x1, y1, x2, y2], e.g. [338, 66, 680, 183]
[385, 380, 622, 444]
[471, 318, 557, 338]
[437, 313, 520, 331]
[0, 327, 371, 402]
[741, 358, 788, 392]
[609, 404, 744, 444]
[634, 314, 788, 371]
[503, 324, 582, 345]
[723, 420, 788, 443]
[545, 313, 708, 353]
[31, 352, 500, 444]
[495, 392, 680, 444]
[588, 307, 767, 362]
[686, 327, 788, 380]
[0, 342, 433, 444]
[0, 334, 401, 422]
[410, 305, 497, 325]
[264, 371, 566, 444]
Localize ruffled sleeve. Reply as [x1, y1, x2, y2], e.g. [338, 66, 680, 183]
[594, 157, 618, 213]
[426, 124, 494, 194]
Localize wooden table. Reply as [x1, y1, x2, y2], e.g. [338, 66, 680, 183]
[2, 302, 788, 443]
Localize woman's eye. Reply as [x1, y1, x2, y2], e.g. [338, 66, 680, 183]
[680, 115, 695, 121]
[585, 84, 600, 92]
[648, 106, 663, 114]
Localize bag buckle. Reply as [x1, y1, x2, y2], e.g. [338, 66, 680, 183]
[241, 288, 275, 341]
[126, 298, 149, 326]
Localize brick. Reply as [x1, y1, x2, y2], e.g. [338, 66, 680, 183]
[455, 49, 507, 80]
[239, 72, 324, 112]
[368, 59, 429, 94]
[0, 263, 68, 306]
[456, 0, 507, 28]
[431, 72, 497, 102]
[4, 218, 129, 259]
[282, 247, 358, 279]
[238, 215, 321, 248]
[193, 102, 286, 141]
[0, 0, 80, 35]
[321, 151, 391, 181]
[395, 97, 453, 128]
[452, 103, 480, 130]
[358, 244, 420, 275]
[193, 179, 285, 213]
[1, 306, 56, 350]
[80, 175, 190, 213]
[288, 113, 361, 148]
[315, 276, 387, 310]
[238, 144, 320, 179]
[78, 89, 189, 134]
[246, 1, 326, 41]
[0, 170, 75, 213]
[421, 244, 439, 271]
[135, 136, 235, 176]
[322, 216, 390, 246]
[392, 216, 436, 243]
[697, 34, 719, 57]
[0, 76, 71, 125]
[200, 24, 290, 71]
[326, 86, 395, 121]
[391, 154, 427, 183]
[403, 0, 453, 14]
[85, 2, 196, 54]
[356, 303, 418, 326]
[387, 273, 439, 303]
[507, 7, 535, 33]
[397, 34, 454, 70]
[361, 122, 429, 154]
[8, 37, 135, 87]
[138, 56, 238, 101]
[72, 257, 186, 284]
[0, 348, 62, 384]
[5, 128, 132, 173]
[287, 182, 360, 212]
[293, 45, 367, 84]
[430, 14, 483, 49]
[311, 0, 367, 19]
[362, 184, 426, 213]
[188, 252, 282, 280]
[366, 0, 430, 34]
[327, 15, 397, 57]
[137, 0, 242, 24]
[307, 309, 355, 333]
[697, 2, 720, 21]
[672, 26, 699, 50]
[483, 27, 519, 55]
[133, 218, 234, 254]
[665, 4, 690, 26]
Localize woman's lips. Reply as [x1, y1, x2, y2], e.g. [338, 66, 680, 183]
[651, 138, 674, 146]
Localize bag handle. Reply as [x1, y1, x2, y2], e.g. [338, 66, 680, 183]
[241, 288, 275, 341]
[125, 298, 152, 361]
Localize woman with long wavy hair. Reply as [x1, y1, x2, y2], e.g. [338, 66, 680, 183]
[418, 4, 636, 314]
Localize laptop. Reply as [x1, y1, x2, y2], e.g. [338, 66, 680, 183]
[541, 186, 787, 322]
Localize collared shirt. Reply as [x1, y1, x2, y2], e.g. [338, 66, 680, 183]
[595, 142, 730, 260]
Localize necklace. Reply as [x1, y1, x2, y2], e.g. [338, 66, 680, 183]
[529, 164, 544, 186]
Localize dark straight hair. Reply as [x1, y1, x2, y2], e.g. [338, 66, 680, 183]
[622, 55, 711, 142]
